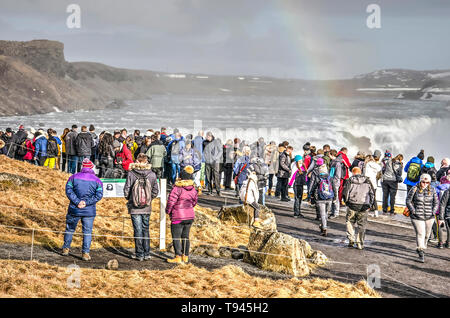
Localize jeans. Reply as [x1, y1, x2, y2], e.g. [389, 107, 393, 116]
[293, 185, 303, 216]
[61, 153, 68, 172]
[346, 208, 369, 245]
[382, 181, 398, 212]
[411, 218, 435, 251]
[131, 214, 151, 257]
[331, 178, 341, 216]
[223, 164, 233, 189]
[171, 162, 181, 183]
[63, 214, 95, 254]
[171, 219, 194, 256]
[317, 201, 332, 229]
[68, 155, 78, 174]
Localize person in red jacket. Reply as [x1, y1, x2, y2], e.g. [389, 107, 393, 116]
[112, 140, 134, 172]
[337, 147, 352, 202]
[166, 165, 198, 264]
[23, 132, 36, 164]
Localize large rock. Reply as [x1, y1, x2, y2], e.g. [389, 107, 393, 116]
[244, 229, 310, 277]
[0, 172, 40, 191]
[218, 204, 277, 232]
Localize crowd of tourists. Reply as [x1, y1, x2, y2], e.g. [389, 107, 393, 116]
[1, 124, 449, 263]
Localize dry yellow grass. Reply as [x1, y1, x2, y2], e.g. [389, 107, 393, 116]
[0, 156, 250, 250]
[0, 259, 380, 298]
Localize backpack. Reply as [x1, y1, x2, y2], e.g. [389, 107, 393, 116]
[318, 177, 334, 200]
[407, 162, 421, 183]
[16, 140, 28, 157]
[47, 137, 59, 158]
[131, 172, 153, 208]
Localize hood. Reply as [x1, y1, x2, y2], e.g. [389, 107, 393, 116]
[424, 162, 435, 169]
[35, 135, 46, 140]
[350, 175, 368, 184]
[174, 179, 196, 189]
[410, 157, 422, 164]
[129, 162, 152, 171]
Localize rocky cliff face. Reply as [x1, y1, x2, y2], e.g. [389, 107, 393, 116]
[0, 40, 67, 77]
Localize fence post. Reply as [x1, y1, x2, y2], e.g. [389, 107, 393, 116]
[159, 178, 167, 251]
[30, 228, 35, 261]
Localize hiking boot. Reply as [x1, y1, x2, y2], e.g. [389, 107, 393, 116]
[418, 250, 425, 263]
[348, 241, 355, 248]
[321, 228, 328, 237]
[216, 192, 222, 197]
[437, 243, 443, 249]
[131, 254, 144, 261]
[82, 253, 91, 261]
[144, 255, 152, 260]
[444, 242, 449, 248]
[429, 238, 438, 243]
[61, 248, 69, 256]
[356, 243, 364, 250]
[182, 255, 189, 263]
[293, 215, 299, 219]
[167, 255, 182, 264]
[280, 197, 291, 202]
[298, 213, 305, 218]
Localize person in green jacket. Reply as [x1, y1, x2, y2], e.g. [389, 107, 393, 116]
[146, 135, 167, 179]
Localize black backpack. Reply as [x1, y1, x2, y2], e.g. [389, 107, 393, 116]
[16, 140, 28, 157]
[47, 137, 59, 158]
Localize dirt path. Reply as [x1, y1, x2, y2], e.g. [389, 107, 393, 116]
[198, 192, 450, 298]
[0, 190, 448, 298]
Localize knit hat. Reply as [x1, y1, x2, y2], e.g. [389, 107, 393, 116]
[145, 131, 153, 137]
[417, 150, 425, 161]
[82, 158, 94, 169]
[426, 156, 434, 164]
[112, 140, 121, 148]
[180, 165, 194, 180]
[5, 128, 12, 133]
[294, 155, 303, 162]
[316, 158, 324, 166]
[303, 142, 311, 151]
[420, 173, 431, 183]
[19, 125, 24, 130]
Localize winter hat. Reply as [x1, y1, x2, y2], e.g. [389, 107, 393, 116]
[420, 173, 431, 183]
[180, 165, 194, 180]
[417, 150, 425, 161]
[145, 131, 153, 137]
[384, 150, 392, 158]
[112, 140, 121, 148]
[89, 125, 95, 132]
[316, 158, 324, 166]
[19, 125, 24, 130]
[294, 155, 303, 162]
[5, 128, 12, 133]
[426, 156, 434, 164]
[303, 142, 311, 151]
[82, 158, 94, 169]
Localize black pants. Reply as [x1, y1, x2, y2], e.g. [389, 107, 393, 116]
[61, 153, 68, 172]
[205, 163, 221, 194]
[268, 174, 274, 193]
[382, 180, 398, 212]
[171, 219, 193, 256]
[38, 156, 47, 166]
[293, 185, 303, 216]
[275, 177, 281, 197]
[223, 164, 233, 189]
[278, 177, 289, 199]
[152, 167, 163, 179]
[432, 220, 447, 244]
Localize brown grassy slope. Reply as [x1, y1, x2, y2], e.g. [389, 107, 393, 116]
[0, 260, 379, 298]
[0, 156, 250, 250]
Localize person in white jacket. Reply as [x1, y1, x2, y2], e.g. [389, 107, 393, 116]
[240, 172, 262, 228]
[364, 155, 382, 217]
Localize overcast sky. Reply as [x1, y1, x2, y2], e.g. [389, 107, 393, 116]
[0, 0, 449, 80]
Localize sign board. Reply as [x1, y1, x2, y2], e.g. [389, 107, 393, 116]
[101, 179, 126, 198]
[100, 178, 162, 198]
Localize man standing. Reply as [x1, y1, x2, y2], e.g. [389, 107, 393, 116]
[62, 158, 103, 261]
[146, 134, 167, 179]
[124, 153, 159, 261]
[11, 125, 28, 160]
[0, 128, 14, 158]
[342, 167, 375, 250]
[203, 131, 223, 196]
[277, 145, 293, 202]
[75, 126, 94, 173]
[65, 125, 79, 174]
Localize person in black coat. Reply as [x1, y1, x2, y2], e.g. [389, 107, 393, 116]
[277, 146, 293, 202]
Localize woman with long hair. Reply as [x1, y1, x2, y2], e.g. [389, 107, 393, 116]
[97, 132, 115, 178]
[60, 128, 70, 172]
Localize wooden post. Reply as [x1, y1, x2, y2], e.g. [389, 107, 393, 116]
[159, 179, 167, 251]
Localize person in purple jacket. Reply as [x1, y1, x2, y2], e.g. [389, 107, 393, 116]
[166, 165, 198, 264]
[62, 158, 103, 261]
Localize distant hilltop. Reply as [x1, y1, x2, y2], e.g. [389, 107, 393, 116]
[0, 39, 449, 116]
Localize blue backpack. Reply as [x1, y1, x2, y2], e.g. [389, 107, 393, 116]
[318, 176, 334, 200]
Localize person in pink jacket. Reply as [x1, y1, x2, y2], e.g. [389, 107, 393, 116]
[166, 165, 198, 264]
[23, 132, 36, 164]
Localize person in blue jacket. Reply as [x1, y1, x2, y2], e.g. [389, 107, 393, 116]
[404, 150, 425, 194]
[33, 132, 48, 166]
[62, 158, 103, 261]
